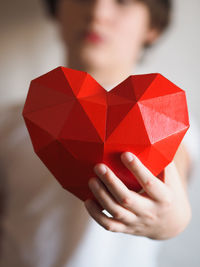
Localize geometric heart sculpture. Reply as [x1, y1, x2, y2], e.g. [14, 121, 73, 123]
[22, 66, 190, 202]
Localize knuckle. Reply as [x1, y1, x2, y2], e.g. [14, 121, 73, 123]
[129, 159, 139, 173]
[104, 222, 114, 232]
[109, 226, 117, 232]
[104, 172, 114, 186]
[121, 196, 132, 207]
[106, 177, 114, 187]
[97, 188, 104, 198]
[144, 178, 154, 187]
[143, 211, 156, 221]
[113, 210, 123, 220]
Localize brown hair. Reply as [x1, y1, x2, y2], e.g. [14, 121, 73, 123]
[43, 0, 172, 46]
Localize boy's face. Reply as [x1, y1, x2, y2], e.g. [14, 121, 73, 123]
[56, 0, 158, 70]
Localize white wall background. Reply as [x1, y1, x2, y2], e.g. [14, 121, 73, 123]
[0, 0, 200, 266]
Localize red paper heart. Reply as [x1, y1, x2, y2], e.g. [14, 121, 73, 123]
[22, 67, 189, 201]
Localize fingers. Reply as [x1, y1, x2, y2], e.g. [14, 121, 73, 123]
[121, 152, 170, 203]
[93, 163, 131, 204]
[88, 177, 137, 224]
[93, 163, 152, 216]
[84, 198, 126, 233]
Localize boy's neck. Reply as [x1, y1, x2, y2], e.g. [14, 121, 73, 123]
[86, 65, 134, 89]
[66, 56, 135, 89]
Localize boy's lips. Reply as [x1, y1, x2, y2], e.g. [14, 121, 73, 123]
[81, 30, 106, 43]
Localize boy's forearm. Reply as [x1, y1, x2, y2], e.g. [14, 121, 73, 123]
[173, 142, 192, 191]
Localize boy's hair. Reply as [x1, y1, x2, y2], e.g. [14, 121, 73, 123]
[43, 0, 172, 44]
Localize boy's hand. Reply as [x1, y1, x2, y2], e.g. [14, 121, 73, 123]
[84, 152, 192, 240]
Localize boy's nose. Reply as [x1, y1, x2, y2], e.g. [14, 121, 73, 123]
[87, 0, 114, 24]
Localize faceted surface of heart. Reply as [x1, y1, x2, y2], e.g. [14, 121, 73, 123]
[22, 67, 190, 201]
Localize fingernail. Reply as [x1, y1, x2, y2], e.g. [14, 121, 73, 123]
[125, 152, 134, 162]
[94, 164, 107, 176]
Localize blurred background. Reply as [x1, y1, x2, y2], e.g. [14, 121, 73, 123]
[0, 0, 199, 266]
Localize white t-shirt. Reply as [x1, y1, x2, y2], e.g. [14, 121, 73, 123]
[0, 90, 199, 267]
[67, 215, 162, 267]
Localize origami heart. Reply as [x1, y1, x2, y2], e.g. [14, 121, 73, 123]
[22, 67, 189, 202]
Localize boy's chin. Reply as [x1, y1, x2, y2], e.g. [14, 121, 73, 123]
[79, 52, 108, 70]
